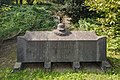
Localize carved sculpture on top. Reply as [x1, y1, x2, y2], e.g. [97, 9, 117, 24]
[53, 13, 71, 36]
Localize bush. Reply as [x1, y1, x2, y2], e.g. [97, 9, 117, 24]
[84, 0, 120, 54]
[85, 0, 120, 26]
[0, 5, 57, 39]
[63, 0, 85, 22]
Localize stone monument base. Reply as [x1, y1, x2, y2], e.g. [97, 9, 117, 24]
[14, 31, 111, 71]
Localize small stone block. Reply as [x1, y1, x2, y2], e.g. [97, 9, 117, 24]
[73, 62, 80, 71]
[44, 62, 51, 69]
[101, 61, 111, 71]
[44, 62, 51, 71]
[14, 62, 22, 70]
[102, 61, 111, 68]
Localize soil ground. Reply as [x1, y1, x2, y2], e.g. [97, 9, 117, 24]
[0, 39, 16, 68]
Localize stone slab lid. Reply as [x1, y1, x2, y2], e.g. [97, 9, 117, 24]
[22, 31, 101, 41]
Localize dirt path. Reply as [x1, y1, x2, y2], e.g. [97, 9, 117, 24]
[0, 40, 16, 68]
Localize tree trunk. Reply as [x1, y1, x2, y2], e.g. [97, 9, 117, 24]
[16, 0, 18, 4]
[27, 0, 34, 5]
[20, 0, 23, 4]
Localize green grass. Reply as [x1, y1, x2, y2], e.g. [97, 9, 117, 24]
[0, 4, 58, 39]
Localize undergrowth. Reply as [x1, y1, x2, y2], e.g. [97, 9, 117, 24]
[0, 4, 58, 39]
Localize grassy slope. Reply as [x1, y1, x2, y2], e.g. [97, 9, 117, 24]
[0, 4, 58, 39]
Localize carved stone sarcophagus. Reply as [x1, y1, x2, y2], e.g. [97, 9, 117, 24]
[14, 30, 111, 71]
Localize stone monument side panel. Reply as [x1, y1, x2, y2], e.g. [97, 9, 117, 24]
[47, 41, 77, 62]
[23, 41, 46, 62]
[97, 37, 107, 61]
[17, 37, 26, 62]
[78, 41, 97, 62]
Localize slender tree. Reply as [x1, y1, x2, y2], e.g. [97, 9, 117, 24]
[26, 0, 34, 5]
[16, 0, 18, 4]
[20, 0, 23, 4]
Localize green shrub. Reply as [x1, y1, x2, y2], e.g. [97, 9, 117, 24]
[63, 0, 85, 22]
[84, 0, 120, 55]
[0, 5, 57, 39]
[85, 0, 120, 26]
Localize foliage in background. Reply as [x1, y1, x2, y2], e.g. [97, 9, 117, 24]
[0, 0, 66, 6]
[83, 0, 120, 55]
[63, 0, 85, 22]
[85, 0, 120, 37]
[0, 4, 57, 39]
[85, 0, 120, 26]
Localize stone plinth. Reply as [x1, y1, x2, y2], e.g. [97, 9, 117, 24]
[14, 31, 111, 71]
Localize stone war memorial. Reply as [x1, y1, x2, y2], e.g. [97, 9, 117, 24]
[14, 19, 111, 71]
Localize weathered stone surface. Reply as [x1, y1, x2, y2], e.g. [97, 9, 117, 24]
[23, 31, 98, 41]
[15, 31, 111, 71]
